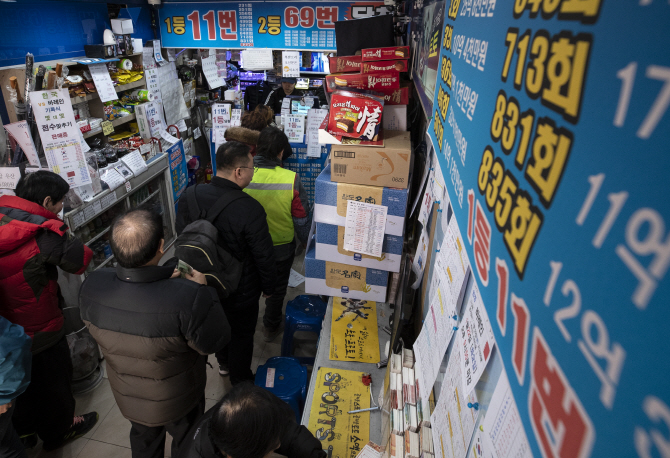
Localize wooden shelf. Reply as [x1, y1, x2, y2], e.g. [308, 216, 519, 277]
[71, 77, 146, 105]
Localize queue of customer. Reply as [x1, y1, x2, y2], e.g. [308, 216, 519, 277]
[0, 126, 321, 458]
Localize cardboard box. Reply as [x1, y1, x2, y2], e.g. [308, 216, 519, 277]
[314, 164, 409, 236]
[305, 244, 389, 301]
[362, 46, 410, 61]
[111, 18, 134, 35]
[375, 86, 410, 106]
[331, 130, 411, 189]
[315, 222, 403, 272]
[362, 60, 408, 74]
[325, 72, 400, 93]
[328, 55, 362, 73]
[383, 106, 408, 131]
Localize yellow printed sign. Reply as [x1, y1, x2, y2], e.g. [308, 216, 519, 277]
[102, 120, 114, 135]
[330, 297, 381, 363]
[307, 368, 370, 458]
[336, 226, 386, 261]
[336, 183, 384, 217]
[325, 261, 370, 293]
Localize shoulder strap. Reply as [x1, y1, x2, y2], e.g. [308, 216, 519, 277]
[205, 190, 247, 223]
[186, 185, 204, 221]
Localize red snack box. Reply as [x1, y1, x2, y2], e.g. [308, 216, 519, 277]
[362, 60, 408, 74]
[325, 71, 400, 93]
[362, 46, 410, 62]
[327, 91, 384, 141]
[328, 55, 362, 73]
[375, 86, 410, 105]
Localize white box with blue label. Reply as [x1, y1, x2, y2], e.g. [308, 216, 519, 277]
[315, 222, 403, 273]
[314, 164, 409, 237]
[305, 244, 389, 302]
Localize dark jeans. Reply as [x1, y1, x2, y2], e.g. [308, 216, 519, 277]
[0, 403, 26, 458]
[263, 253, 296, 330]
[129, 397, 204, 458]
[216, 293, 260, 385]
[12, 336, 75, 445]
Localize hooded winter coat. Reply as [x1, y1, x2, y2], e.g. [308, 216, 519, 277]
[0, 195, 93, 354]
[223, 127, 259, 156]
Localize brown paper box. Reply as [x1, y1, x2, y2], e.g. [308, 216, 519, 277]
[330, 130, 412, 189]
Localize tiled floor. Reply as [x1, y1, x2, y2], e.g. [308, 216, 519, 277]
[26, 254, 317, 458]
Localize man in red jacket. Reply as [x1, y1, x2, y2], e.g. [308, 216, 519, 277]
[0, 171, 97, 452]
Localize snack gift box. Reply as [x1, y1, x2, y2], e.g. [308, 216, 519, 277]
[305, 244, 389, 302]
[325, 72, 400, 93]
[328, 55, 362, 73]
[330, 130, 411, 188]
[315, 222, 403, 272]
[327, 91, 384, 141]
[362, 60, 408, 74]
[362, 46, 410, 61]
[314, 164, 409, 237]
[377, 86, 410, 106]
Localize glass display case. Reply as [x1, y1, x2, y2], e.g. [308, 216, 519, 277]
[57, 152, 176, 306]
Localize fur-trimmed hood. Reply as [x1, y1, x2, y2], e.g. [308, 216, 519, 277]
[224, 126, 260, 145]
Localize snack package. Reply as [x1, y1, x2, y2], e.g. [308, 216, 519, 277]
[327, 91, 384, 141]
[362, 60, 408, 74]
[325, 71, 400, 93]
[362, 46, 410, 61]
[328, 55, 362, 73]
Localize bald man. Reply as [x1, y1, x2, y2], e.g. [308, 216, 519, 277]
[79, 209, 231, 458]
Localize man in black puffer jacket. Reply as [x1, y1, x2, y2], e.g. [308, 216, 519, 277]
[178, 384, 326, 458]
[177, 142, 276, 384]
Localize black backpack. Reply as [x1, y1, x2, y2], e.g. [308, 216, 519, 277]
[175, 185, 245, 298]
[243, 81, 273, 111]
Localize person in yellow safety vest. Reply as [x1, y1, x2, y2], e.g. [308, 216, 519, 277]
[244, 126, 312, 342]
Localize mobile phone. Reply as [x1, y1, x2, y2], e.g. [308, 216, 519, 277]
[177, 260, 193, 278]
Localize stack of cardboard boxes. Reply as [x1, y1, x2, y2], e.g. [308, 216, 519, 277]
[304, 129, 411, 302]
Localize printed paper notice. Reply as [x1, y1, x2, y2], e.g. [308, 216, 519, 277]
[284, 115, 305, 143]
[431, 344, 478, 458]
[418, 170, 435, 228]
[483, 371, 532, 458]
[212, 103, 231, 144]
[100, 168, 125, 191]
[459, 282, 496, 396]
[306, 109, 328, 158]
[88, 64, 118, 103]
[282, 51, 300, 77]
[0, 168, 20, 189]
[153, 40, 165, 65]
[343, 200, 387, 258]
[241, 49, 273, 70]
[231, 109, 242, 127]
[411, 227, 430, 288]
[30, 89, 91, 187]
[4, 121, 40, 167]
[201, 56, 224, 89]
[142, 47, 156, 69]
[288, 268, 305, 288]
[121, 150, 148, 176]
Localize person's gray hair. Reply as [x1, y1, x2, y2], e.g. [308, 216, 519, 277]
[110, 209, 164, 268]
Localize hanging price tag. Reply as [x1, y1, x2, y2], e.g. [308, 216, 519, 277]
[125, 181, 132, 192]
[102, 121, 114, 135]
[0, 167, 20, 189]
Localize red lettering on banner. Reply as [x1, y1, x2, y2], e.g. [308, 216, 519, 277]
[316, 6, 338, 29]
[510, 293, 530, 385]
[285, 6, 300, 27]
[495, 257, 509, 336]
[218, 11, 237, 40]
[474, 199, 492, 286]
[467, 189, 475, 243]
[529, 328, 595, 458]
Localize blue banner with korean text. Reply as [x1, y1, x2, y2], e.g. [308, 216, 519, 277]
[167, 139, 188, 206]
[159, 1, 388, 51]
[426, 1, 670, 457]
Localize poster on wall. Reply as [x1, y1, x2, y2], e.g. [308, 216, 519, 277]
[167, 139, 187, 205]
[159, 1, 389, 51]
[425, 1, 670, 457]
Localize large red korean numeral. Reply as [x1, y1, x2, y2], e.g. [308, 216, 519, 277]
[511, 293, 530, 385]
[473, 199, 492, 286]
[529, 328, 595, 458]
[495, 257, 509, 336]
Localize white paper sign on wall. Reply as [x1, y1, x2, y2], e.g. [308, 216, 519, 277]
[282, 51, 300, 77]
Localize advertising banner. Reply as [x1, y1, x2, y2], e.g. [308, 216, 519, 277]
[159, 1, 389, 51]
[426, 1, 670, 457]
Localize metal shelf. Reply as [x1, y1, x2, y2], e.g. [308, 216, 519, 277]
[135, 189, 161, 208]
[82, 113, 136, 139]
[85, 226, 111, 247]
[95, 255, 115, 271]
[70, 77, 146, 105]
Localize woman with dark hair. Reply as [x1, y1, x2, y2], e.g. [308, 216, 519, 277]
[0, 171, 97, 452]
[178, 384, 325, 458]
